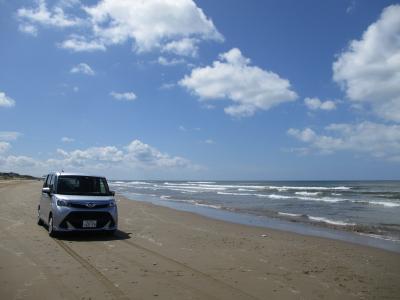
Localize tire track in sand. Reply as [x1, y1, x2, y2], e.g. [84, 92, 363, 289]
[54, 239, 130, 300]
[116, 234, 259, 300]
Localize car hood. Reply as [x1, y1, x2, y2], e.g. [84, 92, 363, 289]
[54, 194, 114, 202]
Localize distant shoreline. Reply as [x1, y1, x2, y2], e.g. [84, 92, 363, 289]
[0, 171, 40, 181]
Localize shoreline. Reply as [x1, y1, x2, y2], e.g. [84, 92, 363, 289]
[109, 179, 400, 250]
[1, 181, 399, 299]
[119, 191, 400, 253]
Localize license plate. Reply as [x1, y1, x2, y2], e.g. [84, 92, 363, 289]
[82, 220, 97, 228]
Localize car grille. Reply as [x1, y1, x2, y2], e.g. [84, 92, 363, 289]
[69, 202, 109, 209]
[60, 211, 115, 229]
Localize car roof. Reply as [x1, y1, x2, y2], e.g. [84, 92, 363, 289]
[49, 172, 106, 178]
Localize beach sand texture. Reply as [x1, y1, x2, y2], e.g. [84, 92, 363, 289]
[0, 181, 399, 299]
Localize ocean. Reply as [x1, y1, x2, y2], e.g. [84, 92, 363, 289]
[109, 180, 400, 250]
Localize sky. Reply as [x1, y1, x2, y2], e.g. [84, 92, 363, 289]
[0, 0, 400, 180]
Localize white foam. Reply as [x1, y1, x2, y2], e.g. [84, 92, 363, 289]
[204, 184, 265, 189]
[109, 183, 125, 187]
[204, 184, 266, 190]
[259, 194, 344, 203]
[165, 182, 266, 190]
[168, 188, 197, 194]
[128, 185, 158, 190]
[188, 181, 216, 184]
[295, 191, 321, 196]
[163, 198, 221, 209]
[164, 184, 227, 191]
[268, 186, 351, 191]
[369, 201, 400, 207]
[301, 196, 345, 203]
[357, 233, 400, 242]
[168, 199, 197, 204]
[278, 212, 302, 217]
[217, 192, 253, 196]
[266, 194, 292, 199]
[194, 203, 222, 209]
[308, 216, 356, 226]
[254, 194, 270, 198]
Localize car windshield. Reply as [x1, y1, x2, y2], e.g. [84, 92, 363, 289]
[56, 176, 110, 196]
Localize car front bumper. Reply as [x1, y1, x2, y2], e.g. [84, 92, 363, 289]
[52, 205, 118, 232]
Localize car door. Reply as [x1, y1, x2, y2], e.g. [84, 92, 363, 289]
[40, 174, 50, 221]
[41, 174, 53, 223]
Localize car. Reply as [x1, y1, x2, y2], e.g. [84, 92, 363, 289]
[37, 172, 118, 237]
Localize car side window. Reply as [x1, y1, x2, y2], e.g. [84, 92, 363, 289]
[99, 179, 106, 194]
[53, 176, 58, 192]
[49, 175, 55, 191]
[43, 175, 49, 188]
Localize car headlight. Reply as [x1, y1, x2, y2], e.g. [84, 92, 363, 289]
[57, 199, 69, 206]
[109, 200, 116, 207]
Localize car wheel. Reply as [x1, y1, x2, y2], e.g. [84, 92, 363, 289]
[48, 215, 57, 237]
[37, 207, 44, 226]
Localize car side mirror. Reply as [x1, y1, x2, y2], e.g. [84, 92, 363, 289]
[109, 190, 115, 196]
[42, 187, 51, 194]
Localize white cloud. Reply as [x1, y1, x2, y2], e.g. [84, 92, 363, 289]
[204, 139, 214, 144]
[58, 0, 81, 9]
[0, 142, 10, 154]
[110, 91, 137, 101]
[56, 146, 124, 165]
[0, 155, 40, 168]
[0, 92, 16, 108]
[61, 137, 74, 143]
[162, 38, 199, 57]
[333, 5, 400, 122]
[157, 56, 186, 66]
[51, 140, 191, 169]
[0, 139, 196, 176]
[0, 131, 21, 141]
[0, 131, 21, 155]
[18, 0, 222, 56]
[51, 140, 193, 169]
[71, 0, 222, 54]
[17, 0, 82, 28]
[59, 35, 107, 52]
[304, 97, 336, 111]
[124, 140, 191, 168]
[179, 48, 298, 117]
[160, 83, 176, 90]
[288, 122, 400, 161]
[70, 63, 95, 75]
[346, 1, 356, 14]
[287, 128, 316, 143]
[18, 24, 38, 36]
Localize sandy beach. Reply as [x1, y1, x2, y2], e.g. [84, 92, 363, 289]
[0, 180, 399, 300]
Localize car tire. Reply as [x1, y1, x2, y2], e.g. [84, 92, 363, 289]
[48, 215, 57, 237]
[37, 207, 44, 226]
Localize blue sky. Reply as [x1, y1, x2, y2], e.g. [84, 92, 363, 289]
[1, 0, 400, 180]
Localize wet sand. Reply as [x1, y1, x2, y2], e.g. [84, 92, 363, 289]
[0, 180, 399, 299]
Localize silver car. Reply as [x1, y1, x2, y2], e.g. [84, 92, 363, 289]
[38, 172, 118, 237]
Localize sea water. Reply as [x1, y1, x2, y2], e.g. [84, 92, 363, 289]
[109, 180, 400, 251]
